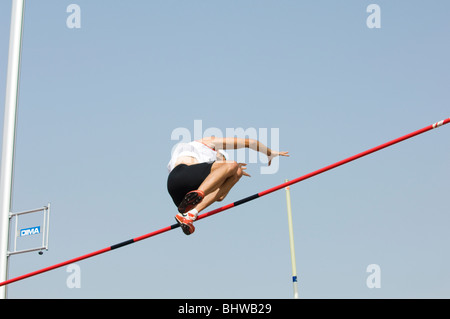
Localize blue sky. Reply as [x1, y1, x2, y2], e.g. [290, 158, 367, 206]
[0, 0, 449, 298]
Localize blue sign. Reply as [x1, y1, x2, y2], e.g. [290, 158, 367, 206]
[20, 226, 41, 237]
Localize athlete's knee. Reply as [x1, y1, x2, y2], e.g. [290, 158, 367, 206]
[225, 161, 239, 176]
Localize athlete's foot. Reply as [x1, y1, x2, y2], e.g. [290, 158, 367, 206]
[178, 190, 204, 214]
[174, 210, 198, 235]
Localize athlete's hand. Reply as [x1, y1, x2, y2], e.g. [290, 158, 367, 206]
[268, 151, 289, 166]
[238, 163, 251, 177]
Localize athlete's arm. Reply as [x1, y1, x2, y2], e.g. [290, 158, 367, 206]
[200, 137, 289, 165]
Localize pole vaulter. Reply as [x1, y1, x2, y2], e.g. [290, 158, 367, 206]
[0, 117, 449, 288]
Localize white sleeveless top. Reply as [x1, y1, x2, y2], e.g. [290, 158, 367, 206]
[167, 141, 217, 172]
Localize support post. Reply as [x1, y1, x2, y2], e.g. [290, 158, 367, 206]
[0, 0, 25, 299]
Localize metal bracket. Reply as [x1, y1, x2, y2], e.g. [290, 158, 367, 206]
[7, 204, 50, 256]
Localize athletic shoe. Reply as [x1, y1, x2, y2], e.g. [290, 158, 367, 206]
[178, 190, 204, 214]
[175, 211, 197, 235]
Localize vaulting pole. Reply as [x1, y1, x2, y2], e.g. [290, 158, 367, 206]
[0, 117, 448, 288]
[0, 0, 25, 299]
[285, 180, 299, 299]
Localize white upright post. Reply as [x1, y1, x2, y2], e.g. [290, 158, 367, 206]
[285, 179, 299, 299]
[0, 0, 25, 299]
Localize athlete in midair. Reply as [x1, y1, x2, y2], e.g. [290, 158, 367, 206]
[167, 137, 289, 235]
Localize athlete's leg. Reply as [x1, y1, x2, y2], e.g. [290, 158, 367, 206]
[176, 161, 244, 234]
[194, 164, 244, 213]
[177, 161, 240, 214]
[197, 161, 239, 196]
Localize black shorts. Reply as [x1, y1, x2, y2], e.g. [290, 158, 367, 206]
[167, 161, 214, 207]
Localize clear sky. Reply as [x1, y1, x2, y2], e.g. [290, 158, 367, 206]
[0, 0, 449, 298]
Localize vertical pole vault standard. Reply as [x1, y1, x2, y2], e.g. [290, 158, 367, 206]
[0, 118, 449, 288]
[285, 180, 299, 299]
[0, 0, 25, 299]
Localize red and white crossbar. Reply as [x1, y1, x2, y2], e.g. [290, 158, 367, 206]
[1, 117, 448, 288]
